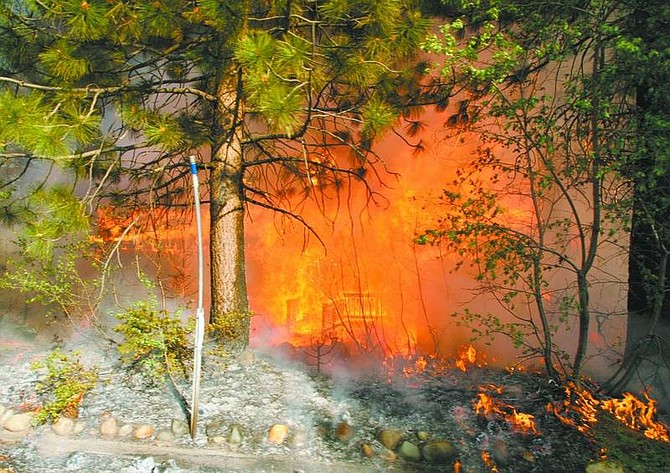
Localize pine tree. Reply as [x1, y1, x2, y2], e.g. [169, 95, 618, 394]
[0, 1, 439, 349]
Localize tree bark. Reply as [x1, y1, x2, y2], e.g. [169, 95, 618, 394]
[209, 77, 250, 349]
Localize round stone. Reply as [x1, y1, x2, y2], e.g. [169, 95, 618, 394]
[267, 424, 289, 445]
[378, 428, 403, 451]
[421, 439, 458, 464]
[397, 440, 421, 462]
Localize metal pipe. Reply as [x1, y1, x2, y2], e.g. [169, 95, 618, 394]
[189, 155, 205, 439]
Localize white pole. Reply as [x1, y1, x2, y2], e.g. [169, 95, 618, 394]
[189, 155, 205, 439]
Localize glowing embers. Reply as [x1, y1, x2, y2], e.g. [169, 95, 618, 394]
[481, 451, 499, 472]
[548, 382, 670, 443]
[474, 387, 539, 436]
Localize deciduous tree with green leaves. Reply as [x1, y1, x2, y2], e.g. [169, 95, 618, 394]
[0, 0, 442, 350]
[420, 0, 668, 386]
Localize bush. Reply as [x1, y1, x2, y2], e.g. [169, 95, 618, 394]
[207, 309, 252, 348]
[114, 300, 193, 384]
[31, 348, 99, 424]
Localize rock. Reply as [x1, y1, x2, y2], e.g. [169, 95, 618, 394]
[73, 421, 86, 435]
[416, 430, 430, 441]
[378, 428, 403, 451]
[209, 435, 226, 445]
[360, 443, 374, 458]
[490, 438, 511, 466]
[0, 427, 27, 445]
[0, 405, 5, 419]
[267, 424, 289, 445]
[397, 440, 422, 462]
[2, 412, 34, 432]
[228, 423, 243, 445]
[586, 460, 626, 473]
[382, 449, 397, 462]
[206, 419, 226, 437]
[422, 439, 458, 464]
[171, 419, 189, 437]
[155, 430, 174, 445]
[52, 417, 75, 436]
[133, 424, 155, 439]
[0, 407, 13, 425]
[118, 424, 133, 437]
[335, 421, 354, 441]
[99, 416, 118, 437]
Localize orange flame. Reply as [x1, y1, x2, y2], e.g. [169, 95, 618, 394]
[481, 451, 499, 472]
[455, 344, 478, 372]
[601, 392, 670, 442]
[474, 390, 539, 435]
[549, 383, 669, 443]
[547, 382, 600, 435]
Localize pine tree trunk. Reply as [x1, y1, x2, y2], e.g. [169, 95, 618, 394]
[209, 78, 250, 350]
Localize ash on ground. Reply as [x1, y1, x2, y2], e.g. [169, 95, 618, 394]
[0, 319, 626, 472]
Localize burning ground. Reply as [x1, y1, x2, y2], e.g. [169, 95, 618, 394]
[1, 319, 668, 473]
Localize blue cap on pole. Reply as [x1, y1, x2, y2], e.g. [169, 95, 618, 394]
[189, 155, 198, 175]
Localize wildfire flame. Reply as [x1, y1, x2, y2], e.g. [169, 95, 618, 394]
[455, 344, 478, 372]
[474, 390, 539, 435]
[481, 451, 499, 472]
[548, 382, 669, 443]
[601, 392, 669, 442]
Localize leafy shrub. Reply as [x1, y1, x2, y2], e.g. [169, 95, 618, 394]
[207, 309, 252, 350]
[114, 300, 193, 383]
[31, 348, 99, 424]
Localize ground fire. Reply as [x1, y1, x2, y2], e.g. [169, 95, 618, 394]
[549, 382, 670, 443]
[86, 110, 669, 473]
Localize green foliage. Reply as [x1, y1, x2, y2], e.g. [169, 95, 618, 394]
[0, 185, 98, 320]
[360, 98, 398, 138]
[207, 309, 253, 348]
[17, 186, 90, 261]
[39, 40, 91, 82]
[30, 348, 99, 424]
[114, 300, 193, 384]
[421, 0, 646, 378]
[0, 0, 438, 350]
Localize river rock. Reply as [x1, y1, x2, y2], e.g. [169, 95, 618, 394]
[2, 412, 33, 432]
[397, 440, 422, 462]
[73, 421, 86, 435]
[378, 428, 403, 451]
[0, 409, 12, 427]
[171, 419, 189, 437]
[118, 423, 133, 437]
[155, 430, 174, 445]
[416, 430, 430, 441]
[206, 419, 226, 437]
[422, 439, 458, 464]
[361, 443, 374, 457]
[133, 424, 155, 439]
[228, 423, 243, 445]
[99, 416, 118, 437]
[267, 424, 289, 444]
[335, 421, 354, 441]
[52, 417, 75, 436]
